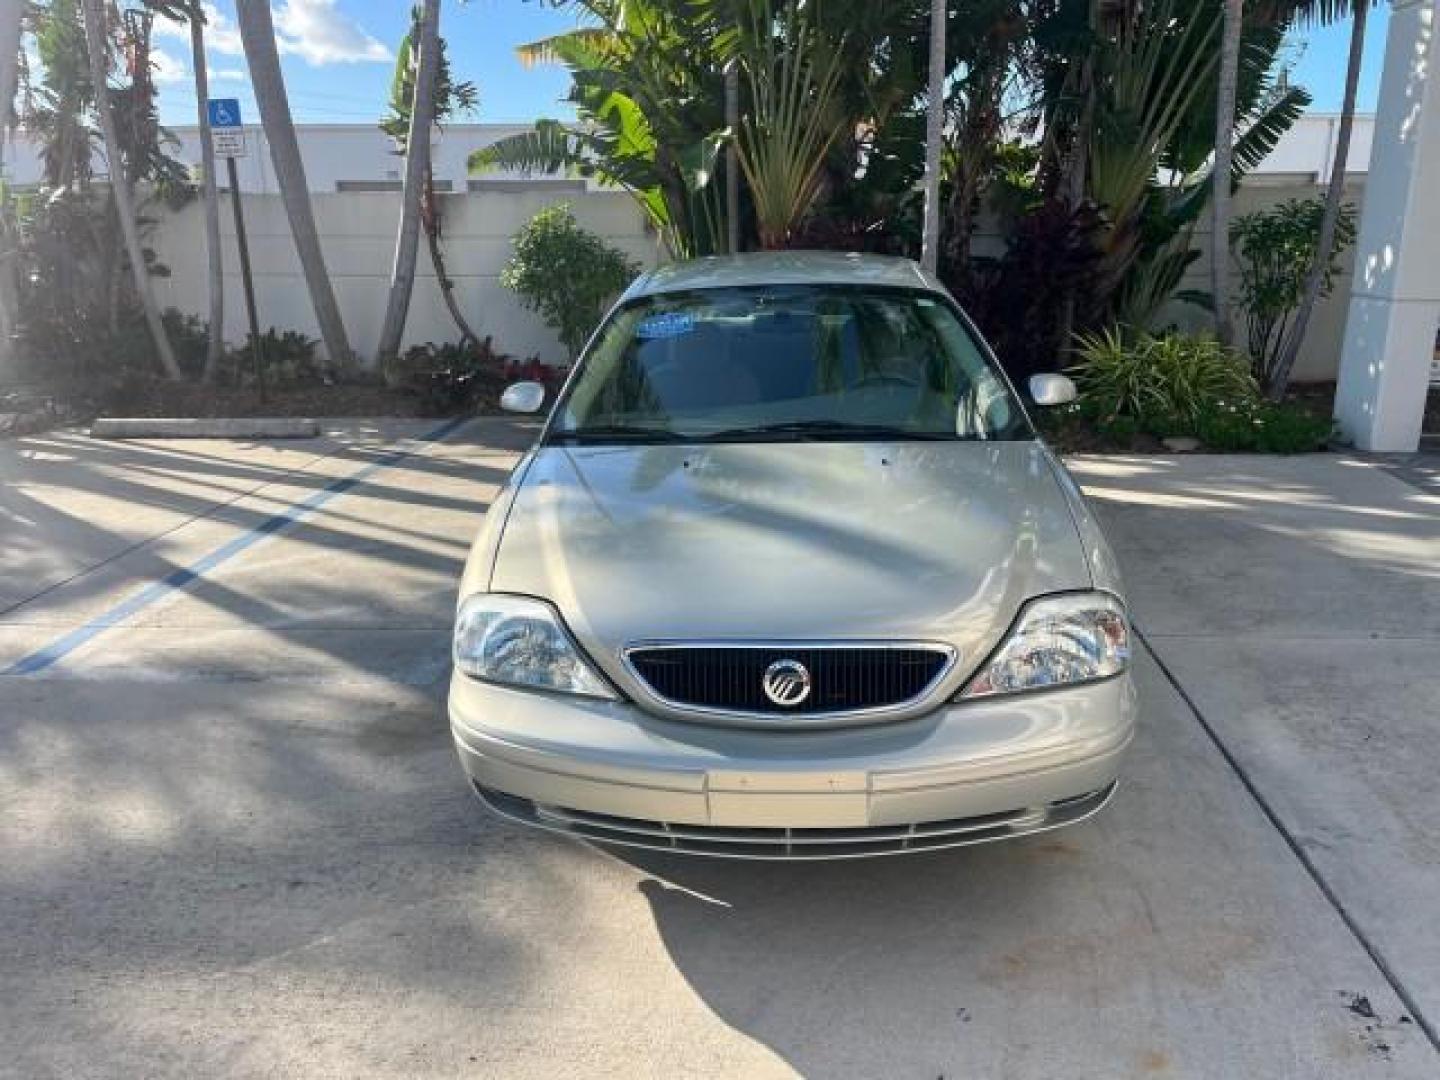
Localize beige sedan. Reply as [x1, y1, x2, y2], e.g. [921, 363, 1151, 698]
[450, 252, 1135, 858]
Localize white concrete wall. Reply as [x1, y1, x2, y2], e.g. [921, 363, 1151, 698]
[2, 123, 583, 194]
[148, 188, 659, 365]
[3, 115, 1381, 379]
[145, 179, 1359, 378]
[1160, 180, 1367, 383]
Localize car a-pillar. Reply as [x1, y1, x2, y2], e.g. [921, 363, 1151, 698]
[1334, 0, 1440, 453]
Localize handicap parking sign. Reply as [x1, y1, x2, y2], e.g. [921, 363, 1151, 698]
[207, 98, 241, 129]
[207, 98, 246, 157]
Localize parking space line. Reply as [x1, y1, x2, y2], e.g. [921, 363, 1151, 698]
[3, 417, 471, 677]
[1137, 625, 1440, 1056]
[0, 444, 347, 622]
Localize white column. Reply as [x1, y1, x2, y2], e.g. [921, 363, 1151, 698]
[1334, 0, 1440, 452]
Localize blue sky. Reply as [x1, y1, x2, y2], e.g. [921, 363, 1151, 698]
[151, 0, 579, 127]
[149, 1, 1385, 129]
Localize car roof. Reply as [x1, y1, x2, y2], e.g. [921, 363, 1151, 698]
[620, 251, 947, 302]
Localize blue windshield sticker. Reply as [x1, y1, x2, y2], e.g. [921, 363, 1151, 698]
[636, 312, 696, 339]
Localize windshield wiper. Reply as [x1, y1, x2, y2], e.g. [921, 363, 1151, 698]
[698, 420, 958, 442]
[548, 424, 688, 444]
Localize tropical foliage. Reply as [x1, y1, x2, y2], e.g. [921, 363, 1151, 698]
[1231, 197, 1357, 390]
[476, 0, 1315, 383]
[1070, 328, 1259, 429]
[8, 0, 195, 381]
[500, 204, 639, 357]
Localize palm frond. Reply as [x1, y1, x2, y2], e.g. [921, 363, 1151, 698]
[468, 121, 583, 175]
[1232, 84, 1311, 176]
[516, 28, 620, 69]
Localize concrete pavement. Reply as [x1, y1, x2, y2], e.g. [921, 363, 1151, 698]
[1, 424, 1437, 1077]
[1071, 453, 1440, 1052]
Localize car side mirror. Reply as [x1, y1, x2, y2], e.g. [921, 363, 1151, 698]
[1028, 373, 1077, 406]
[500, 381, 546, 414]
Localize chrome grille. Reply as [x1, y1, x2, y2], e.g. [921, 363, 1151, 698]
[623, 643, 954, 717]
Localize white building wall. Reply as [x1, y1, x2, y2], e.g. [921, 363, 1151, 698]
[148, 188, 658, 365]
[2, 123, 584, 194]
[0, 116, 1386, 378]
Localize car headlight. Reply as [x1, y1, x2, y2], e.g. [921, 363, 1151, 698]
[959, 592, 1129, 699]
[454, 594, 617, 699]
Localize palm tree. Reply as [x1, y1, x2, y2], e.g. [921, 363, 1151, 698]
[0, 0, 23, 360]
[79, 0, 181, 379]
[1269, 0, 1370, 399]
[1210, 0, 1244, 347]
[920, 0, 945, 273]
[379, 5, 480, 350]
[234, 0, 354, 371]
[186, 5, 225, 382]
[376, 0, 441, 367]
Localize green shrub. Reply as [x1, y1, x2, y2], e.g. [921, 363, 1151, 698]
[389, 338, 511, 414]
[1070, 329, 1259, 430]
[500, 205, 639, 358]
[1231, 197, 1357, 389]
[1194, 400, 1334, 454]
[224, 328, 321, 385]
[164, 310, 214, 379]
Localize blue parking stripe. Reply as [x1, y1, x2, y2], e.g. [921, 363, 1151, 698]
[4, 417, 470, 677]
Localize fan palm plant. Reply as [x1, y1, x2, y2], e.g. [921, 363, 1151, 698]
[732, 0, 847, 249]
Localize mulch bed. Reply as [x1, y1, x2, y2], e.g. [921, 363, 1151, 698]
[2, 367, 510, 439]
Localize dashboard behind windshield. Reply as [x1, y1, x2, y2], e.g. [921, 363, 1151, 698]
[547, 284, 1030, 444]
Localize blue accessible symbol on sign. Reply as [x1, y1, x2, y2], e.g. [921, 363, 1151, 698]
[207, 98, 241, 128]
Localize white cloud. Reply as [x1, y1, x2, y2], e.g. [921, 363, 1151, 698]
[151, 48, 189, 86]
[273, 0, 392, 66]
[209, 67, 249, 83]
[152, 4, 245, 57]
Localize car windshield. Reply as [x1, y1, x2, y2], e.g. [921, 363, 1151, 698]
[547, 285, 1030, 444]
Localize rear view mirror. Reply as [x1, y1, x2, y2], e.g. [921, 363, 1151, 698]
[1028, 373, 1077, 406]
[500, 381, 546, 414]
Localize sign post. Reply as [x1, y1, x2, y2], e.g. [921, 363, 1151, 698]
[208, 98, 265, 403]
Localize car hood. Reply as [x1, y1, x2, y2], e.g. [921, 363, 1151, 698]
[488, 440, 1094, 695]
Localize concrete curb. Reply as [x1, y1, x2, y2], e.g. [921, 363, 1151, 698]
[91, 417, 322, 440]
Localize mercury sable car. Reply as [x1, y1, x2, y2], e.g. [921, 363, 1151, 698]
[450, 251, 1135, 859]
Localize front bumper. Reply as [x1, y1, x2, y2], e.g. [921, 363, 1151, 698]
[449, 670, 1136, 859]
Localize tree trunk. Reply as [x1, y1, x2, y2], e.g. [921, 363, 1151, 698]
[190, 14, 225, 382]
[423, 162, 479, 347]
[80, 0, 181, 380]
[1268, 1, 1368, 400]
[919, 0, 945, 272]
[725, 62, 740, 255]
[1210, 0, 1244, 347]
[0, 0, 22, 366]
[376, 0, 440, 367]
[234, 0, 354, 373]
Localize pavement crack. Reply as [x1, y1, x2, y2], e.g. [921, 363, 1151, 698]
[1136, 624, 1440, 1058]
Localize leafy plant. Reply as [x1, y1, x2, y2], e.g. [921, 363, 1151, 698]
[733, 0, 847, 249]
[1194, 400, 1335, 453]
[224, 328, 321, 385]
[469, 0, 731, 258]
[1231, 196, 1357, 391]
[391, 337, 511, 414]
[500, 205, 639, 358]
[1070, 328, 1259, 428]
